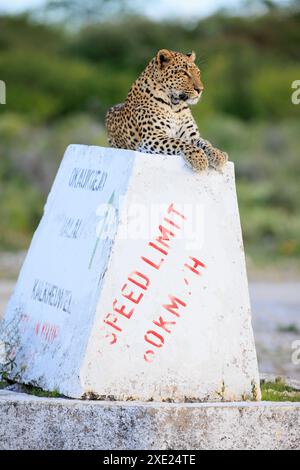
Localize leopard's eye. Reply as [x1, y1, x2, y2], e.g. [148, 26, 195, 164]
[181, 69, 190, 77]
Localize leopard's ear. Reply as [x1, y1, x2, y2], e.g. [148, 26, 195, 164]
[186, 51, 196, 62]
[156, 49, 173, 69]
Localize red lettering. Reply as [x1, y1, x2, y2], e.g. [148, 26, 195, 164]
[163, 217, 181, 229]
[157, 225, 174, 247]
[41, 324, 47, 337]
[153, 316, 176, 333]
[149, 241, 168, 256]
[185, 257, 206, 276]
[50, 326, 55, 342]
[103, 313, 122, 332]
[34, 322, 59, 343]
[121, 284, 143, 305]
[107, 333, 117, 345]
[144, 330, 165, 348]
[168, 203, 187, 220]
[100, 202, 193, 349]
[100, 327, 117, 345]
[144, 350, 155, 363]
[128, 271, 150, 290]
[142, 256, 164, 270]
[163, 295, 187, 318]
[113, 299, 134, 319]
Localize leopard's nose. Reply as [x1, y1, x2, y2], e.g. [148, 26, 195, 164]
[179, 92, 188, 101]
[194, 85, 204, 93]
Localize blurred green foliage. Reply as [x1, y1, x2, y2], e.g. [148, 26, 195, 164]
[0, 7, 299, 267]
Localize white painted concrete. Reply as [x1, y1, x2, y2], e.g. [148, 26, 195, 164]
[1, 145, 260, 401]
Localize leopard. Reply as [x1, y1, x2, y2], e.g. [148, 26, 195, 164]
[106, 49, 228, 172]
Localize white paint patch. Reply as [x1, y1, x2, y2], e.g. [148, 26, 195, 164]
[2, 145, 260, 401]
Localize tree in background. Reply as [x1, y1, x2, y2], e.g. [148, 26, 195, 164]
[0, 2, 299, 258]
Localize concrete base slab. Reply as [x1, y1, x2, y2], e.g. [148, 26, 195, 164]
[0, 390, 299, 450]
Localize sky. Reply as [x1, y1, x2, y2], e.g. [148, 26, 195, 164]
[0, 0, 291, 20]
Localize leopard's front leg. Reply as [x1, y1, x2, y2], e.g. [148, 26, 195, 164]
[194, 138, 228, 171]
[175, 113, 228, 170]
[138, 133, 209, 172]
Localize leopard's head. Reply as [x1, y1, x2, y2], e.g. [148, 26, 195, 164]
[155, 49, 204, 106]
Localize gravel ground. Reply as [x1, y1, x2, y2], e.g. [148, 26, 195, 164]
[250, 282, 300, 380]
[0, 281, 15, 321]
[0, 252, 299, 380]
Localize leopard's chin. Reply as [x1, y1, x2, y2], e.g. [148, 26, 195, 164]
[187, 92, 202, 105]
[187, 97, 200, 105]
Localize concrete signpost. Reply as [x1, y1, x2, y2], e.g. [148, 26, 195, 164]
[1, 145, 261, 401]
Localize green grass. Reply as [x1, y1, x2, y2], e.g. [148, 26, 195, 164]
[261, 379, 300, 402]
[277, 324, 300, 334]
[0, 380, 8, 390]
[0, 378, 62, 397]
[23, 386, 62, 398]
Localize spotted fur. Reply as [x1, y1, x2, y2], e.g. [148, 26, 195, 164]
[106, 49, 228, 172]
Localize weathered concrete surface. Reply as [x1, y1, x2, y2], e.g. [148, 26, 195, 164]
[0, 390, 299, 450]
[2, 145, 260, 402]
[2, 278, 300, 381]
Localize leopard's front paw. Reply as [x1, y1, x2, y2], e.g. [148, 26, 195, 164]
[205, 147, 228, 171]
[185, 147, 209, 172]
